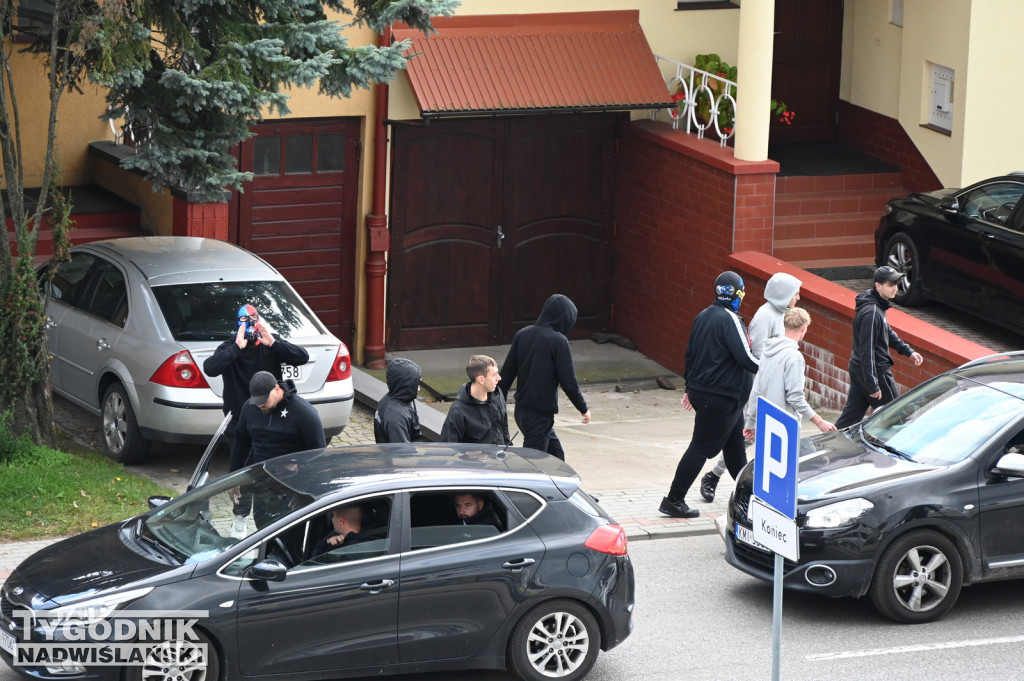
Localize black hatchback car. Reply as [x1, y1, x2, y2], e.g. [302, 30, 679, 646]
[875, 173, 1024, 336]
[0, 445, 634, 681]
[725, 352, 1024, 624]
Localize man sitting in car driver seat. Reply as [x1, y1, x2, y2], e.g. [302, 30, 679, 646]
[453, 493, 500, 527]
[313, 504, 370, 557]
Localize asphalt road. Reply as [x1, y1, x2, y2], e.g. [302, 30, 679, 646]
[6, 535, 1024, 681]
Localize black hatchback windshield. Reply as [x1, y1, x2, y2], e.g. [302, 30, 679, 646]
[152, 281, 325, 341]
[861, 374, 1024, 465]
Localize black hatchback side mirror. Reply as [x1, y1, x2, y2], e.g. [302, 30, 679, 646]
[147, 495, 173, 510]
[245, 560, 288, 582]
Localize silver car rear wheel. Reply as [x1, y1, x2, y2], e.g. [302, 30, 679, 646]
[102, 382, 150, 464]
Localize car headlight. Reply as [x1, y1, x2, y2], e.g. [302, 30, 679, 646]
[804, 498, 873, 529]
[36, 587, 153, 636]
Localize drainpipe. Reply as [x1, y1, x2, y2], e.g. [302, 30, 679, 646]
[364, 26, 392, 370]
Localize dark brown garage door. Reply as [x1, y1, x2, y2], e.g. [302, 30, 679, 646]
[388, 114, 619, 350]
[232, 118, 360, 345]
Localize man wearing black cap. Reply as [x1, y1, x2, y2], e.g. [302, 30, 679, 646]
[659, 271, 760, 519]
[231, 371, 325, 470]
[232, 371, 326, 529]
[834, 266, 924, 428]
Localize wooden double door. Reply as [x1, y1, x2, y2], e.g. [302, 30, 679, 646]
[388, 114, 619, 350]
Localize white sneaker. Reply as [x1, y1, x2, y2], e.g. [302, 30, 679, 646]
[231, 515, 247, 538]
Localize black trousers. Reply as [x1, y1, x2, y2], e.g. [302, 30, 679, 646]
[667, 389, 747, 501]
[514, 407, 566, 461]
[835, 362, 900, 429]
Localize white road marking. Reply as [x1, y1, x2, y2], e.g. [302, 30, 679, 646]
[806, 635, 1024, 661]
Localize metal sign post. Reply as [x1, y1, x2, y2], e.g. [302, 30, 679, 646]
[751, 397, 799, 681]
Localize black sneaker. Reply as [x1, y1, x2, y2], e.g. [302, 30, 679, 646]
[659, 497, 699, 519]
[700, 472, 720, 502]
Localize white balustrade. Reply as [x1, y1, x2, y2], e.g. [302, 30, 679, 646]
[652, 55, 737, 147]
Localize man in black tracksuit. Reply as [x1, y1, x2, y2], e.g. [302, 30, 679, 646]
[374, 358, 423, 443]
[499, 294, 591, 460]
[660, 272, 759, 519]
[203, 305, 309, 443]
[835, 266, 923, 428]
[441, 355, 512, 446]
[233, 372, 326, 528]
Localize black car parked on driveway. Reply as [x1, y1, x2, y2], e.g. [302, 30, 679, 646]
[725, 352, 1024, 624]
[0, 444, 634, 681]
[875, 173, 1024, 336]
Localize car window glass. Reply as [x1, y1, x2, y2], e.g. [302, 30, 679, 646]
[151, 280, 326, 342]
[148, 466, 315, 570]
[290, 495, 394, 570]
[862, 375, 1024, 465]
[81, 260, 128, 326]
[502, 489, 544, 520]
[43, 253, 96, 308]
[961, 182, 1024, 226]
[408, 490, 507, 551]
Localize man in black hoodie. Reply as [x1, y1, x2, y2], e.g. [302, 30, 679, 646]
[499, 294, 591, 460]
[835, 266, 923, 428]
[374, 358, 423, 443]
[441, 355, 511, 445]
[232, 371, 326, 529]
[660, 272, 760, 519]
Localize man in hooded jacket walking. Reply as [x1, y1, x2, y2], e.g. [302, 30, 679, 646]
[499, 294, 591, 460]
[374, 358, 424, 443]
[441, 355, 512, 445]
[660, 272, 759, 519]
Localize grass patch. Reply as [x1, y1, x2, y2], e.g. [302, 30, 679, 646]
[0, 431, 174, 542]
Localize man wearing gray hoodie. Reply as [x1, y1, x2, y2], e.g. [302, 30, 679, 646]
[701, 271, 802, 501]
[741, 308, 836, 439]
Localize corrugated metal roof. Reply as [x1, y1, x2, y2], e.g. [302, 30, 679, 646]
[392, 11, 673, 118]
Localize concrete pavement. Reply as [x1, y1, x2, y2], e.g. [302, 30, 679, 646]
[1, 339, 835, 582]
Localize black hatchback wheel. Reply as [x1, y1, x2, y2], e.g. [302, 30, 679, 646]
[883, 232, 927, 306]
[123, 630, 219, 681]
[508, 599, 600, 681]
[869, 530, 963, 624]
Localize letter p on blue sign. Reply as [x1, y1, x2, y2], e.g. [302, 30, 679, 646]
[752, 397, 798, 520]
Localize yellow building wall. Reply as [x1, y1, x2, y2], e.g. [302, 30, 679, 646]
[1, 47, 113, 190]
[961, 2, 1024, 185]
[841, 0, 903, 118]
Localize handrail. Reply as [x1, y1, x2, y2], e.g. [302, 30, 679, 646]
[651, 55, 737, 147]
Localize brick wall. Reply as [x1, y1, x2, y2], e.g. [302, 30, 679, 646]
[613, 120, 777, 376]
[729, 252, 995, 412]
[838, 101, 942, 194]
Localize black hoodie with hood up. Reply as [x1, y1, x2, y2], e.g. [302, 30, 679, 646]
[374, 358, 423, 443]
[498, 294, 588, 416]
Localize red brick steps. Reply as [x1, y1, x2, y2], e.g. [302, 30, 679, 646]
[774, 172, 907, 269]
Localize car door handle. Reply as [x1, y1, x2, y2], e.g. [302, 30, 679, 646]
[97, 339, 111, 350]
[501, 558, 536, 571]
[359, 579, 395, 593]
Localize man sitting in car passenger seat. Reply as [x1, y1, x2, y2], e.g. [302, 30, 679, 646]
[453, 493, 500, 527]
[312, 505, 370, 557]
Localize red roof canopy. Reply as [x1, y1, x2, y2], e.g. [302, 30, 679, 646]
[392, 11, 673, 118]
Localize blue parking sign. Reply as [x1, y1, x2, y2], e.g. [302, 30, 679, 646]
[752, 397, 798, 520]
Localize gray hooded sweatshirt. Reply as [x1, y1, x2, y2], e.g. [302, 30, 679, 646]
[746, 272, 802, 358]
[743, 336, 816, 430]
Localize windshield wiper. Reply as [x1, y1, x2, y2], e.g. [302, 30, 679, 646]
[861, 431, 912, 461]
[134, 519, 181, 565]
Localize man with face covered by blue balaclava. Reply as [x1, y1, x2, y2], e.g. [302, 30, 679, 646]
[659, 271, 760, 519]
[204, 303, 310, 536]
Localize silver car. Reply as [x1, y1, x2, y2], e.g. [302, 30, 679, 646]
[39, 237, 354, 463]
